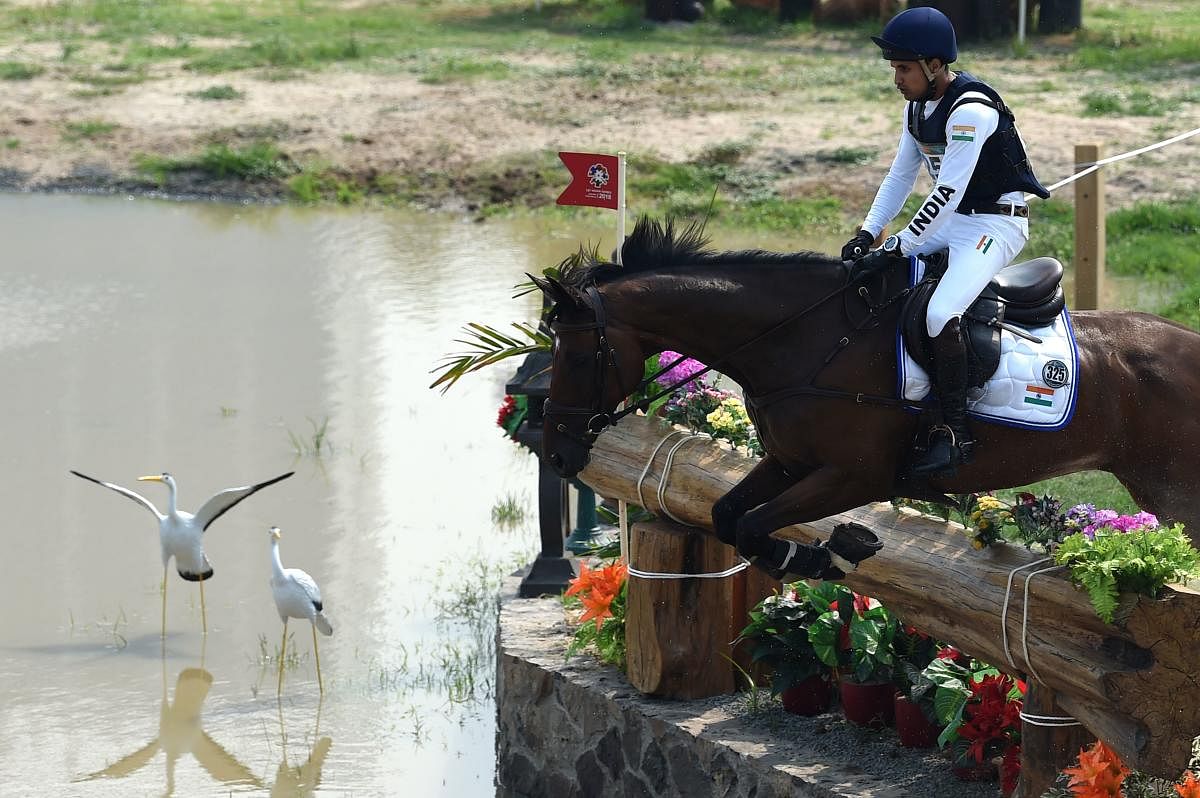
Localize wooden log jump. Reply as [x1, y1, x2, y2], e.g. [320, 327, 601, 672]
[578, 413, 1200, 780]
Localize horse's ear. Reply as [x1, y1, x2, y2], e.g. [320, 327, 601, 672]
[528, 273, 582, 309]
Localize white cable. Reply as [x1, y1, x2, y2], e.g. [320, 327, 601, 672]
[1036, 125, 1200, 196]
[657, 434, 709, 526]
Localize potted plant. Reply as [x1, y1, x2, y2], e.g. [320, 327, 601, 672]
[891, 624, 943, 748]
[927, 662, 1022, 785]
[734, 582, 846, 715]
[1053, 513, 1198, 624]
[810, 592, 898, 729]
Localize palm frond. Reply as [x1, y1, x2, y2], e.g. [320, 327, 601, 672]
[429, 321, 551, 393]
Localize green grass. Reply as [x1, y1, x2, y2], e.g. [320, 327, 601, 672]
[1080, 88, 1170, 117]
[187, 83, 244, 100]
[137, 141, 295, 183]
[62, 119, 117, 141]
[1000, 471, 1138, 515]
[4, 137, 18, 149]
[416, 53, 512, 84]
[0, 60, 42, 79]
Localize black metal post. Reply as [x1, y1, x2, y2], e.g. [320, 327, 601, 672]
[506, 350, 578, 597]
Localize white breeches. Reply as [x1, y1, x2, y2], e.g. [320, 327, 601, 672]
[908, 213, 1029, 337]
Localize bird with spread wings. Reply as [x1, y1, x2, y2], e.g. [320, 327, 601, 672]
[70, 469, 294, 636]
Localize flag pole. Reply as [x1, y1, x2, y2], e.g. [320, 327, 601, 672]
[615, 150, 629, 561]
[615, 151, 627, 265]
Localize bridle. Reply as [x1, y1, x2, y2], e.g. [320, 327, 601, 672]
[543, 267, 918, 451]
[543, 285, 622, 448]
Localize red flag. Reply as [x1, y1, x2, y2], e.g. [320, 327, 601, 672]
[556, 152, 620, 210]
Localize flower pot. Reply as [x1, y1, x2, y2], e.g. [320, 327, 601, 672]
[950, 757, 998, 782]
[780, 675, 832, 716]
[893, 694, 939, 748]
[838, 680, 894, 729]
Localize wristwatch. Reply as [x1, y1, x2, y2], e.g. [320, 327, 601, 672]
[881, 234, 903, 256]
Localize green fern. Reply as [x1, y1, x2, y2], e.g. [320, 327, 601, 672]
[1055, 523, 1198, 624]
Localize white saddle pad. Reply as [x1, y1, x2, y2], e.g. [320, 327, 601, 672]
[898, 257, 1079, 431]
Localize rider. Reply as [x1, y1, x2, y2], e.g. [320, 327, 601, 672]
[840, 7, 1050, 477]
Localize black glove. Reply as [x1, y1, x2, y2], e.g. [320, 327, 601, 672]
[840, 229, 874, 262]
[820, 522, 884, 578]
[848, 247, 897, 285]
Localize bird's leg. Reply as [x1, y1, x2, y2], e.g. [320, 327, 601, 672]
[312, 622, 324, 694]
[199, 574, 208, 635]
[161, 566, 168, 640]
[277, 619, 288, 695]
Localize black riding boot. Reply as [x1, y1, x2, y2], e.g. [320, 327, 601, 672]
[912, 318, 975, 477]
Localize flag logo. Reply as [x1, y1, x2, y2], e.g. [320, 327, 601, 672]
[976, 235, 994, 254]
[951, 124, 976, 142]
[1024, 384, 1054, 407]
[587, 163, 610, 189]
[557, 151, 620, 210]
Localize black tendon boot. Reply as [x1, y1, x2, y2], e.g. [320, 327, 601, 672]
[912, 318, 975, 477]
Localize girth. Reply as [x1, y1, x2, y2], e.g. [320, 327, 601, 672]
[902, 252, 1066, 387]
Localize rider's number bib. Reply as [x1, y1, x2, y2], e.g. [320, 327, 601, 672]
[918, 142, 946, 181]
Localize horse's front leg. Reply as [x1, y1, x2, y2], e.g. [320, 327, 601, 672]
[733, 465, 881, 581]
[711, 454, 804, 547]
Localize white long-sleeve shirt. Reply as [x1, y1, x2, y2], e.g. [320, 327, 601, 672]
[861, 92, 1024, 254]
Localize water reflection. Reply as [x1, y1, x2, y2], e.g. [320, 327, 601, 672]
[271, 700, 332, 798]
[77, 660, 261, 795]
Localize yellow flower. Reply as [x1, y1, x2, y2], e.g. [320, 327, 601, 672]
[972, 539, 985, 550]
[979, 519, 990, 529]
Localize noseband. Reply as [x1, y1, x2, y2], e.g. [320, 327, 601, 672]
[544, 285, 621, 447]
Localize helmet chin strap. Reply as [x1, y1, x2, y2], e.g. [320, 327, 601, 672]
[917, 58, 943, 101]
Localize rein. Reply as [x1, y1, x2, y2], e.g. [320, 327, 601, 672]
[545, 263, 920, 444]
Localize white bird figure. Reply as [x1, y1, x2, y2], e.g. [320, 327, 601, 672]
[268, 526, 333, 694]
[70, 469, 294, 637]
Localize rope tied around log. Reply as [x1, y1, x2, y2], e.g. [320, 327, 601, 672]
[1000, 558, 1080, 726]
[623, 429, 750, 581]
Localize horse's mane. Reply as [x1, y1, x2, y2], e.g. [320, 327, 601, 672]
[557, 216, 838, 290]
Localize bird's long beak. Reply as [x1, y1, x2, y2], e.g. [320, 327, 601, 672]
[138, 475, 164, 482]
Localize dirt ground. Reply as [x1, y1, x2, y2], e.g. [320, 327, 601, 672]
[2, 27, 1199, 211]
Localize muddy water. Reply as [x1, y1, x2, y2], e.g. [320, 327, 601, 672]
[0, 193, 594, 797]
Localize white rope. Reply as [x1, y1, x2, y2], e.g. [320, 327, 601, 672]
[1037, 125, 1200, 196]
[1022, 563, 1066, 686]
[1020, 710, 1083, 727]
[628, 561, 750, 580]
[1001, 558, 1053, 670]
[627, 428, 750, 581]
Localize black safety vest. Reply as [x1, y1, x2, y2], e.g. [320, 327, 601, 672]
[907, 71, 1050, 213]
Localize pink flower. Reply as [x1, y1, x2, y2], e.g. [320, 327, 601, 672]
[655, 351, 707, 388]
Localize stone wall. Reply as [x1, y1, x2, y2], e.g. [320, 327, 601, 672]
[495, 577, 925, 798]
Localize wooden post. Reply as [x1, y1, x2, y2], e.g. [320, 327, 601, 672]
[625, 518, 779, 699]
[1074, 143, 1105, 310]
[1016, 681, 1096, 798]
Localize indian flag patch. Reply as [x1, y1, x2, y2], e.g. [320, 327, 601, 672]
[1024, 384, 1054, 407]
[976, 235, 995, 254]
[951, 124, 976, 142]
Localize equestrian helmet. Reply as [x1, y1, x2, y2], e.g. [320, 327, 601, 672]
[872, 7, 958, 64]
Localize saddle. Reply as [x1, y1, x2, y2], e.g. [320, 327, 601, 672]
[901, 252, 1066, 388]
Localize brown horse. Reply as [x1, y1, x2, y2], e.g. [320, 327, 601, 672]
[534, 218, 1200, 577]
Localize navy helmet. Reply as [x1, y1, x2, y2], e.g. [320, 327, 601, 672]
[872, 7, 958, 64]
